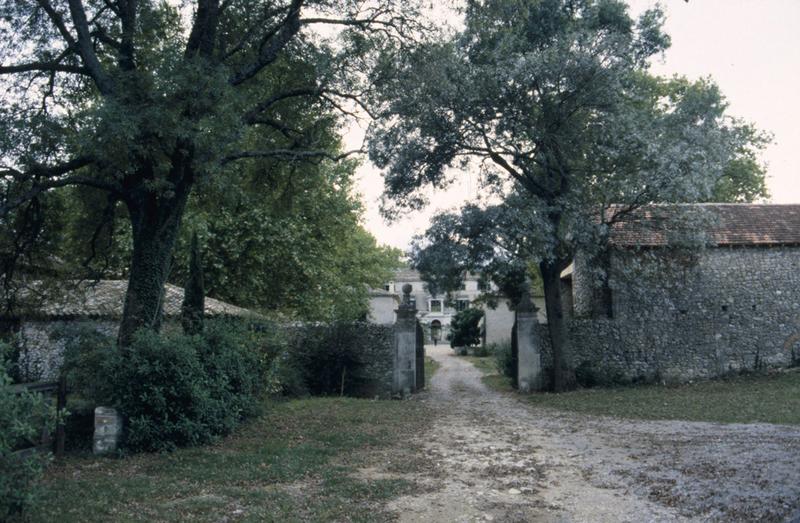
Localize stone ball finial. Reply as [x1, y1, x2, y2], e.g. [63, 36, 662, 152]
[402, 283, 412, 295]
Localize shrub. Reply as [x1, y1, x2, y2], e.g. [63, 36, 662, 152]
[60, 326, 117, 404]
[471, 344, 490, 357]
[195, 321, 265, 425]
[284, 322, 392, 397]
[449, 308, 484, 349]
[59, 320, 269, 453]
[115, 321, 267, 453]
[493, 340, 517, 388]
[113, 330, 211, 452]
[0, 343, 51, 521]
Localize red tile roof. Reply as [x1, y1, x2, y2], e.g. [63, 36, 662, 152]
[607, 204, 800, 247]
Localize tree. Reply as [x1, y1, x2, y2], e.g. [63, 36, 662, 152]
[181, 230, 204, 335]
[171, 157, 403, 321]
[368, 0, 766, 391]
[449, 307, 484, 349]
[0, 0, 423, 345]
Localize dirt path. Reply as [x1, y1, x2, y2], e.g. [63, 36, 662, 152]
[380, 345, 800, 522]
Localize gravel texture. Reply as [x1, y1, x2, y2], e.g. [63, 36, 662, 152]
[381, 345, 800, 522]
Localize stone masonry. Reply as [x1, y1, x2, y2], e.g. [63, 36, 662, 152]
[563, 246, 800, 381]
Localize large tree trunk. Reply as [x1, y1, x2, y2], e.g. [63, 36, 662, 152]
[118, 163, 193, 346]
[540, 259, 576, 392]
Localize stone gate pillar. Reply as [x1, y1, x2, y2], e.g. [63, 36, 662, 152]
[517, 284, 543, 392]
[394, 284, 417, 397]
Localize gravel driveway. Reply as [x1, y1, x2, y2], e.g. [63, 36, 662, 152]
[384, 345, 800, 522]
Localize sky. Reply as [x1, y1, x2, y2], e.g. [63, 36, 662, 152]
[352, 0, 800, 251]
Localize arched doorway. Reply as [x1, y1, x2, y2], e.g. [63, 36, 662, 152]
[430, 320, 442, 345]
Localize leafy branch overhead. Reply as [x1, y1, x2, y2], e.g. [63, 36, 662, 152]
[369, 0, 769, 391]
[0, 0, 427, 342]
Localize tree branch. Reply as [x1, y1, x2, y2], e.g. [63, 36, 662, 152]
[221, 148, 362, 165]
[185, 0, 220, 59]
[0, 61, 89, 75]
[228, 0, 303, 86]
[36, 0, 77, 47]
[67, 0, 115, 95]
[0, 157, 117, 215]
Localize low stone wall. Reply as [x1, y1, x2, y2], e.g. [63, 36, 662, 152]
[285, 321, 395, 398]
[532, 313, 797, 384]
[14, 316, 397, 398]
[17, 320, 117, 381]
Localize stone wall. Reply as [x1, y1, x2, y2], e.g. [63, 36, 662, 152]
[368, 294, 398, 325]
[483, 299, 515, 347]
[14, 317, 398, 398]
[546, 246, 800, 382]
[286, 321, 396, 398]
[17, 319, 118, 381]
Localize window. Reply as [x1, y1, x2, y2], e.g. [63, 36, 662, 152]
[477, 280, 489, 291]
[456, 299, 470, 312]
[459, 282, 466, 291]
[429, 300, 442, 313]
[383, 284, 392, 291]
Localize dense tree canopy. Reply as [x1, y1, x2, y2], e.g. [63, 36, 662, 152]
[368, 0, 768, 390]
[0, 0, 420, 341]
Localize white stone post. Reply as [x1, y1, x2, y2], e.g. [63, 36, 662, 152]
[394, 284, 417, 397]
[93, 406, 123, 455]
[517, 284, 543, 392]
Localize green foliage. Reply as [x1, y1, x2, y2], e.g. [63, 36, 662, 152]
[59, 326, 117, 403]
[114, 322, 266, 453]
[0, 0, 422, 340]
[471, 344, 490, 357]
[181, 231, 205, 335]
[60, 321, 270, 453]
[172, 160, 402, 322]
[492, 340, 517, 388]
[411, 201, 545, 308]
[0, 343, 51, 521]
[282, 322, 392, 397]
[371, 0, 769, 391]
[449, 308, 484, 349]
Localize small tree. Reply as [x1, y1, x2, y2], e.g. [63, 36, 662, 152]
[181, 231, 204, 335]
[449, 308, 484, 349]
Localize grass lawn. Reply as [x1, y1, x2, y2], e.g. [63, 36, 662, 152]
[424, 356, 440, 389]
[465, 353, 800, 426]
[523, 370, 800, 426]
[462, 355, 496, 375]
[31, 397, 431, 522]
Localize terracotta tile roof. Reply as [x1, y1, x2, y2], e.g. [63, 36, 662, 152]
[607, 204, 800, 247]
[11, 280, 258, 319]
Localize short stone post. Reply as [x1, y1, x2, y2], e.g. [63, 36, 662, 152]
[394, 284, 417, 397]
[517, 284, 543, 392]
[93, 406, 123, 455]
